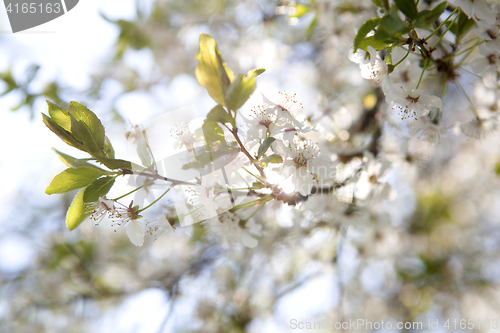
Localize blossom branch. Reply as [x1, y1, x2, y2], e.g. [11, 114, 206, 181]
[121, 169, 196, 186]
[223, 121, 267, 179]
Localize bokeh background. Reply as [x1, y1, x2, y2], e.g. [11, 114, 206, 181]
[1, 0, 500, 332]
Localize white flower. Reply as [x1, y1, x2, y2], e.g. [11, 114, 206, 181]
[280, 140, 333, 196]
[86, 196, 116, 226]
[111, 204, 139, 228]
[204, 212, 259, 248]
[461, 118, 497, 139]
[470, 43, 500, 74]
[450, 0, 497, 24]
[263, 92, 303, 129]
[243, 104, 279, 140]
[348, 46, 388, 83]
[387, 83, 442, 120]
[170, 121, 199, 151]
[185, 176, 219, 220]
[473, 70, 499, 113]
[126, 125, 154, 168]
[126, 220, 145, 247]
[108, 202, 145, 246]
[473, 22, 500, 51]
[146, 214, 175, 240]
[409, 120, 448, 144]
[354, 153, 395, 202]
[125, 124, 143, 143]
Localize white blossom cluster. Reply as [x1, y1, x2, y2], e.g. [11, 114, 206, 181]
[349, 0, 500, 141]
[86, 196, 174, 246]
[88, 1, 500, 249]
[130, 92, 396, 249]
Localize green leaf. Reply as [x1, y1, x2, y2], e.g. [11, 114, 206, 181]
[252, 68, 265, 76]
[66, 188, 89, 231]
[202, 120, 227, 150]
[358, 36, 391, 51]
[261, 154, 283, 167]
[385, 47, 394, 65]
[354, 18, 381, 52]
[42, 113, 84, 150]
[252, 182, 265, 189]
[52, 149, 107, 171]
[428, 2, 447, 21]
[47, 101, 71, 131]
[46, 167, 109, 195]
[415, 2, 447, 29]
[258, 137, 275, 158]
[195, 34, 234, 106]
[96, 157, 142, 171]
[104, 136, 115, 159]
[448, 11, 475, 40]
[207, 105, 233, 124]
[374, 8, 410, 41]
[68, 102, 106, 157]
[225, 68, 265, 111]
[394, 0, 417, 20]
[83, 176, 116, 203]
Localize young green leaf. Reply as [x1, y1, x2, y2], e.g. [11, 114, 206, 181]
[195, 34, 234, 106]
[257, 137, 276, 158]
[83, 176, 116, 203]
[260, 154, 283, 167]
[47, 101, 71, 131]
[207, 105, 233, 124]
[42, 113, 84, 150]
[46, 167, 110, 195]
[415, 2, 447, 29]
[225, 68, 265, 111]
[374, 8, 410, 41]
[52, 148, 106, 171]
[358, 36, 391, 51]
[394, 0, 417, 20]
[66, 188, 89, 231]
[449, 11, 475, 40]
[96, 157, 142, 171]
[427, 2, 447, 22]
[252, 182, 265, 189]
[354, 18, 380, 52]
[202, 120, 228, 150]
[68, 102, 106, 157]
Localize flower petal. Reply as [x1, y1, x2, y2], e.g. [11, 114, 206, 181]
[419, 95, 442, 109]
[126, 220, 145, 247]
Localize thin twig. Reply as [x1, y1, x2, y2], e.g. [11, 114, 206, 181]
[121, 169, 195, 186]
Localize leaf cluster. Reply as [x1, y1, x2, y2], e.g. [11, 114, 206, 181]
[42, 102, 136, 230]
